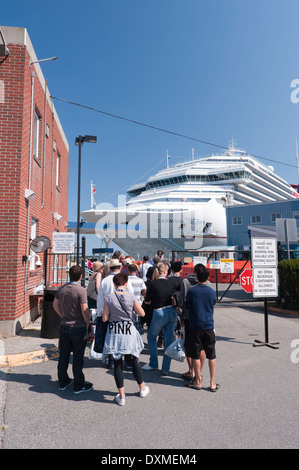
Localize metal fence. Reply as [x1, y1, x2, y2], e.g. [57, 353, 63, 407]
[43, 236, 89, 289]
[169, 249, 299, 303]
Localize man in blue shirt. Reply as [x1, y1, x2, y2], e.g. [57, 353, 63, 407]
[185, 264, 219, 392]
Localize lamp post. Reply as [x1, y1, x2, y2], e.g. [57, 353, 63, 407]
[75, 135, 97, 265]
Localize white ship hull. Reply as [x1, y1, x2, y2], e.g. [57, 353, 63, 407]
[81, 198, 227, 258]
[81, 144, 298, 258]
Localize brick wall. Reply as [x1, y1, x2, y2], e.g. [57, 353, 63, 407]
[0, 31, 69, 334]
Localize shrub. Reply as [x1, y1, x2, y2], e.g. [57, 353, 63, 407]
[277, 259, 299, 307]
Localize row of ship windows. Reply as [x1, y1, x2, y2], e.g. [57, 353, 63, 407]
[128, 171, 251, 197]
[232, 212, 299, 225]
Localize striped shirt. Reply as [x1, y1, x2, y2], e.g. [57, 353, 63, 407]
[128, 275, 146, 303]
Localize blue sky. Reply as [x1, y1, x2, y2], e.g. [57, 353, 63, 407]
[2, 0, 299, 254]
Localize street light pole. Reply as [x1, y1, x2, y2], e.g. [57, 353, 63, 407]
[76, 136, 83, 265]
[75, 135, 97, 265]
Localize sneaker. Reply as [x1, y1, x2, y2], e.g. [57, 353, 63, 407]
[140, 385, 150, 398]
[58, 379, 73, 391]
[142, 363, 157, 371]
[73, 382, 93, 395]
[115, 394, 125, 406]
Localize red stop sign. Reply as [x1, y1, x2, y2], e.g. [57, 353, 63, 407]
[240, 269, 253, 293]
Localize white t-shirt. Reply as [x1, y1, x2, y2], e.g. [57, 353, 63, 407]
[138, 262, 152, 281]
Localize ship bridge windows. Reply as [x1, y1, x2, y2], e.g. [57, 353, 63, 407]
[128, 170, 252, 196]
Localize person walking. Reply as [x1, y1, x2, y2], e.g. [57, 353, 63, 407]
[102, 273, 149, 406]
[53, 265, 93, 394]
[87, 261, 104, 309]
[185, 264, 219, 391]
[138, 256, 152, 282]
[128, 263, 147, 335]
[142, 262, 182, 375]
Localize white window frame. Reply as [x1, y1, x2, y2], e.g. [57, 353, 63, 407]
[250, 214, 262, 224]
[33, 108, 41, 159]
[232, 216, 242, 225]
[56, 151, 61, 188]
[271, 213, 281, 222]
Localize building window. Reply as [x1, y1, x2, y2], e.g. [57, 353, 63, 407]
[33, 108, 41, 159]
[30, 218, 38, 271]
[232, 216, 242, 225]
[250, 214, 262, 224]
[293, 211, 299, 220]
[271, 213, 281, 222]
[56, 151, 61, 188]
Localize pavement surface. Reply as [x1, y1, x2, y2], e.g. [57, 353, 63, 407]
[0, 303, 298, 450]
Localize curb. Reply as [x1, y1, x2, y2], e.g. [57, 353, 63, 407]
[0, 347, 59, 368]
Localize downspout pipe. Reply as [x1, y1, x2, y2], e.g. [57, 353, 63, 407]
[24, 69, 35, 326]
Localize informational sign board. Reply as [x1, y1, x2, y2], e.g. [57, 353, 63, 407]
[210, 260, 221, 269]
[251, 238, 277, 267]
[253, 267, 278, 298]
[251, 236, 279, 348]
[52, 232, 75, 254]
[220, 258, 234, 273]
[192, 256, 208, 267]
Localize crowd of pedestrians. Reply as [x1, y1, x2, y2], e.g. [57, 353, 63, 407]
[53, 249, 219, 406]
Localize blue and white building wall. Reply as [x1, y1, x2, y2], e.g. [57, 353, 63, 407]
[226, 199, 299, 248]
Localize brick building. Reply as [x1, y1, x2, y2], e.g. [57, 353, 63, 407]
[0, 26, 69, 334]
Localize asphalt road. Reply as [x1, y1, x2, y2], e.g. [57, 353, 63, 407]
[0, 304, 298, 450]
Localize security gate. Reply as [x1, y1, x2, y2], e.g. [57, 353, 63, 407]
[170, 249, 257, 303]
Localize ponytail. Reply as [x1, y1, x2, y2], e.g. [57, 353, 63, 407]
[152, 262, 168, 280]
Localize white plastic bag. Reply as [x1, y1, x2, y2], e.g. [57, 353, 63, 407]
[165, 337, 185, 362]
[89, 340, 102, 360]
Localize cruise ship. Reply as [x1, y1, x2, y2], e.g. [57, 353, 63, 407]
[81, 143, 299, 258]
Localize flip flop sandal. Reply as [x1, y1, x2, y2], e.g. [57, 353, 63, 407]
[210, 384, 220, 392]
[185, 381, 202, 390]
[181, 372, 195, 381]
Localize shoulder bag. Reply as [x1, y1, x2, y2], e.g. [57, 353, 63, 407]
[115, 293, 144, 335]
[86, 273, 98, 301]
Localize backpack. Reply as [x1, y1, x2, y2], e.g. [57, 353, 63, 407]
[86, 273, 98, 300]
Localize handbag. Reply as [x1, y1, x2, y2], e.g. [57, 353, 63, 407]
[93, 315, 108, 353]
[170, 290, 180, 309]
[86, 273, 98, 301]
[89, 339, 102, 360]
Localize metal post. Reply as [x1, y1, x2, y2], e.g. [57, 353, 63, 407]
[76, 137, 82, 265]
[264, 297, 269, 343]
[81, 236, 86, 287]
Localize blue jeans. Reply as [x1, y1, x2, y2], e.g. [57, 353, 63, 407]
[147, 306, 177, 373]
[58, 325, 88, 391]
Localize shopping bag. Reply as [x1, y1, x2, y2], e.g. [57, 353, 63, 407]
[93, 316, 108, 353]
[165, 337, 185, 362]
[89, 340, 102, 360]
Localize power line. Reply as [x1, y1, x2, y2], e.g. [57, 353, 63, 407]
[50, 95, 298, 170]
